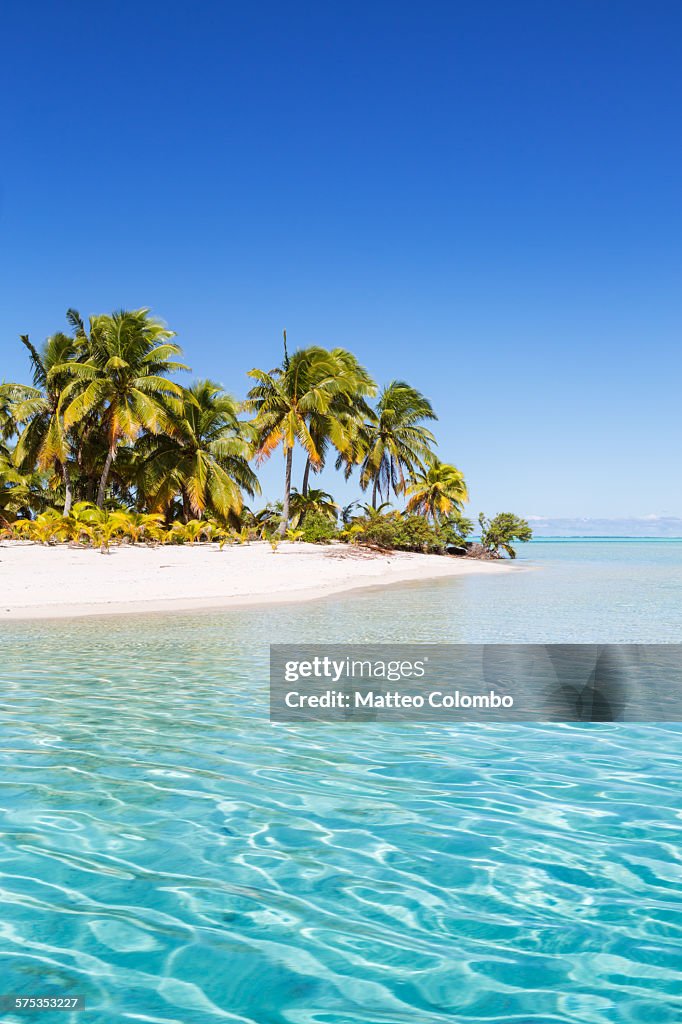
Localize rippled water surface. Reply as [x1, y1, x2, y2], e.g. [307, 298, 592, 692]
[1, 541, 681, 1022]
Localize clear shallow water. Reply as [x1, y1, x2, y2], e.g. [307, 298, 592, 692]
[0, 541, 681, 1023]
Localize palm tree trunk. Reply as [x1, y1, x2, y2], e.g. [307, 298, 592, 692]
[279, 446, 293, 537]
[371, 478, 379, 509]
[62, 461, 73, 517]
[301, 457, 311, 497]
[76, 440, 89, 502]
[96, 447, 116, 508]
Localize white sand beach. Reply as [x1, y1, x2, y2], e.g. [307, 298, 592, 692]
[0, 541, 514, 620]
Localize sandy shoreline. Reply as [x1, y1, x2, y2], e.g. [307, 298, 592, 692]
[0, 541, 515, 621]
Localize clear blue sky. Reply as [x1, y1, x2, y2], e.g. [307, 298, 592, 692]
[1, 1, 680, 518]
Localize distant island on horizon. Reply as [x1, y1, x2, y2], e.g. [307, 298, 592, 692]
[526, 516, 682, 538]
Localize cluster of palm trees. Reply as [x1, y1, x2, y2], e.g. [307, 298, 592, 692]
[0, 308, 469, 537]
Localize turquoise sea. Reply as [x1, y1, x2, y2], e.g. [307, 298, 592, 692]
[1, 541, 681, 1023]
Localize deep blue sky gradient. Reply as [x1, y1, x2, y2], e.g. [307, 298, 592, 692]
[1, 1, 680, 517]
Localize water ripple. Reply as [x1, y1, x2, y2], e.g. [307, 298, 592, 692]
[1, 560, 682, 1022]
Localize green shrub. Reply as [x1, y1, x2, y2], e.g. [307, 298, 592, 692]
[298, 510, 339, 543]
[478, 512, 532, 558]
[346, 511, 400, 549]
[345, 511, 445, 553]
[393, 514, 445, 552]
[438, 512, 474, 551]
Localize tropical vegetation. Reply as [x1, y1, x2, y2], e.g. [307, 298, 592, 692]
[477, 513, 533, 559]
[0, 307, 531, 556]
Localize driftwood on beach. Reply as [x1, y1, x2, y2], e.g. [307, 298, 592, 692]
[464, 542, 503, 560]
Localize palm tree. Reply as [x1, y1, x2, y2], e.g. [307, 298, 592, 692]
[288, 487, 339, 527]
[240, 503, 282, 538]
[4, 333, 78, 514]
[140, 379, 259, 523]
[0, 452, 49, 524]
[246, 344, 357, 536]
[358, 381, 437, 507]
[1, 380, 54, 523]
[0, 449, 23, 523]
[405, 460, 468, 522]
[0, 386, 17, 447]
[59, 309, 188, 507]
[299, 348, 376, 496]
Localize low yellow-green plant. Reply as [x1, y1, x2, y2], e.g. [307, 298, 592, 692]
[8, 509, 69, 545]
[339, 523, 365, 545]
[209, 524, 235, 550]
[169, 519, 213, 545]
[0, 503, 313, 552]
[108, 510, 165, 544]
